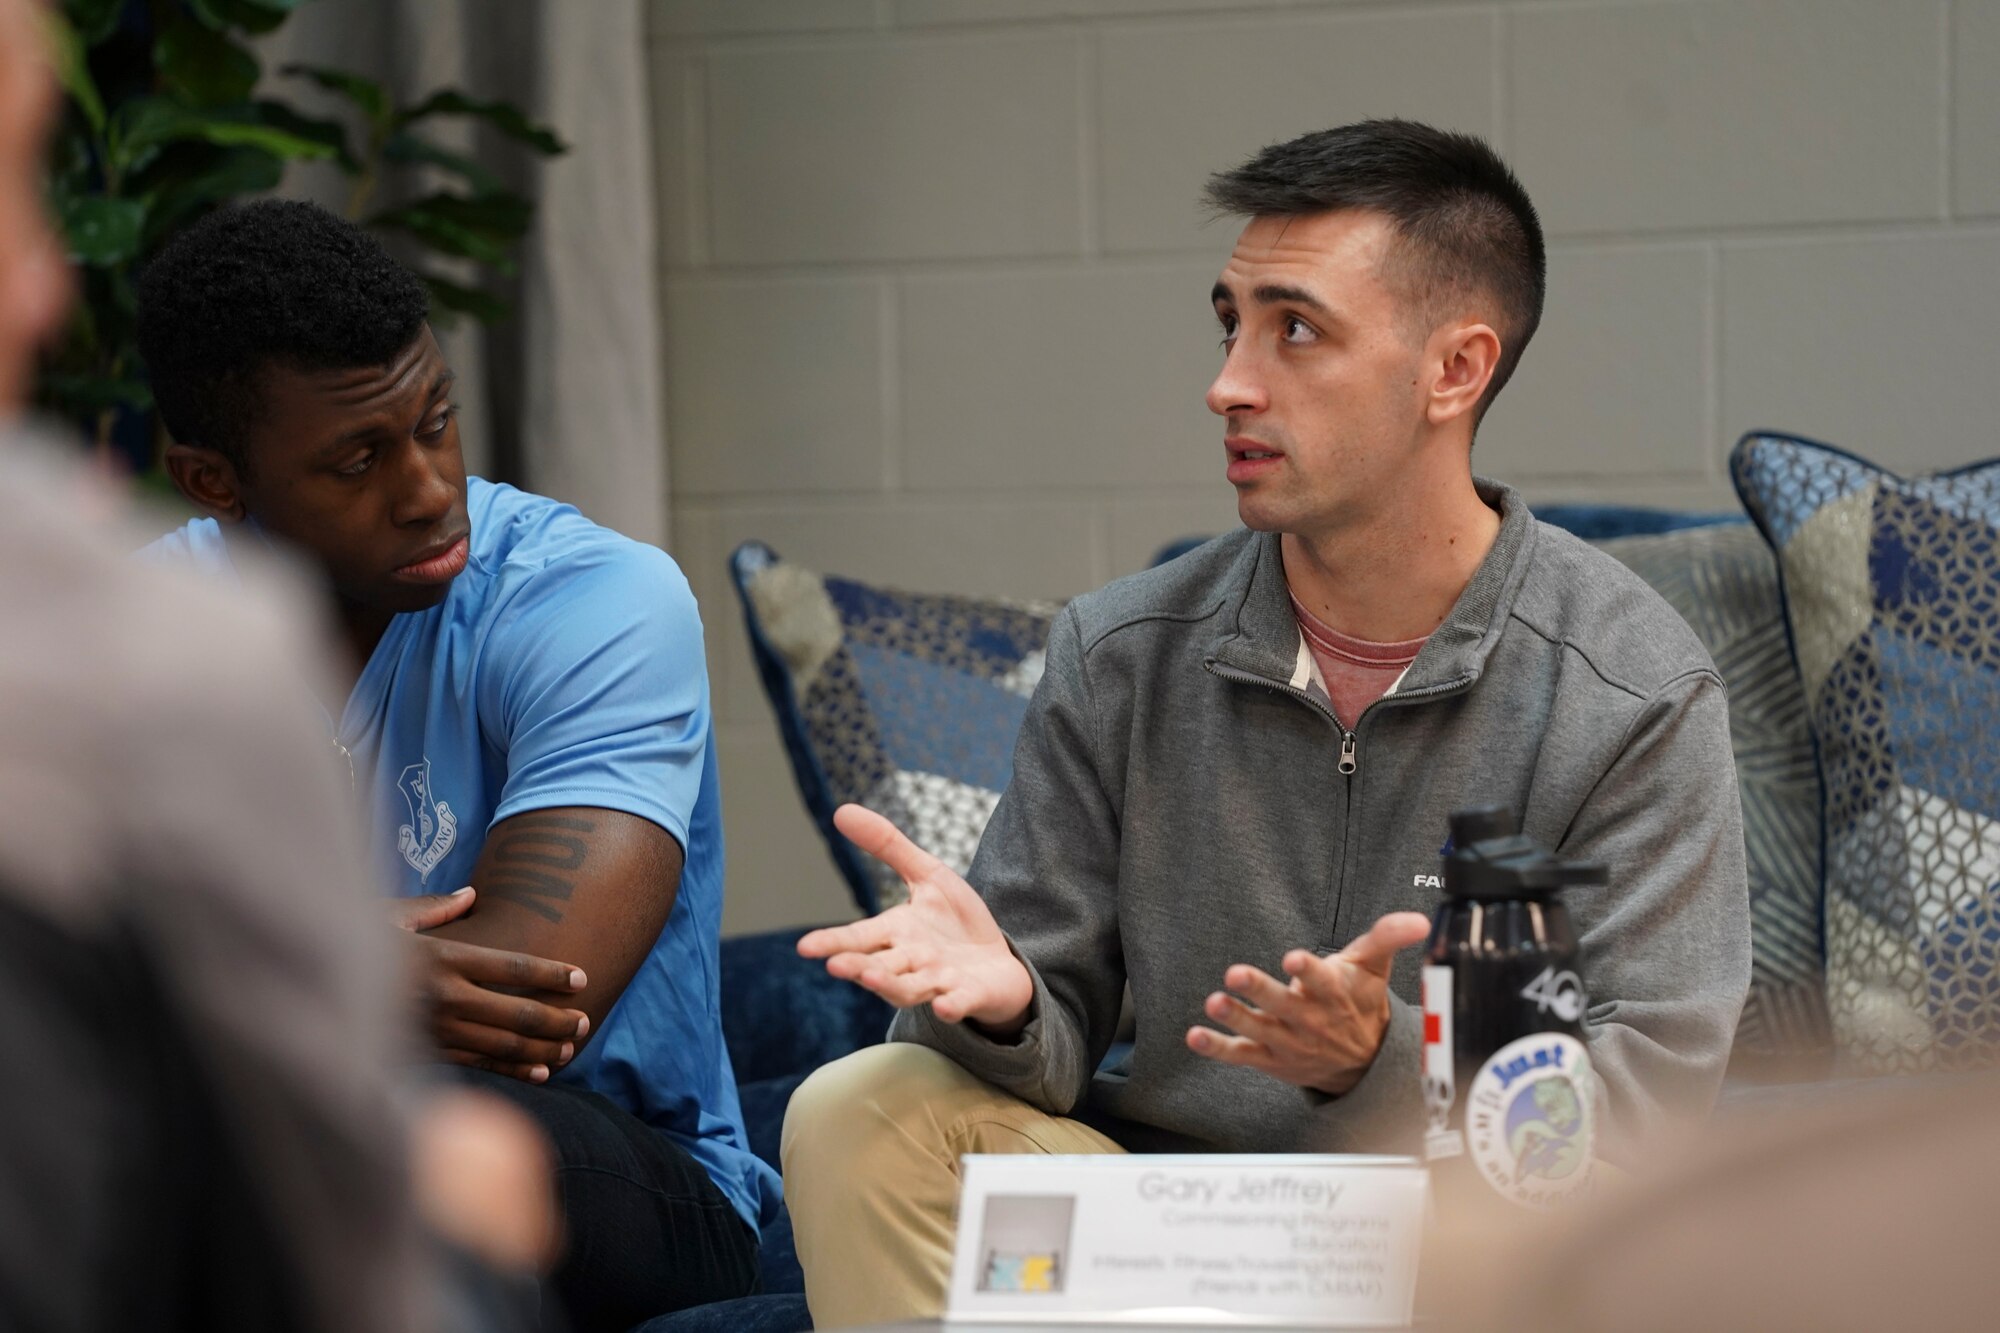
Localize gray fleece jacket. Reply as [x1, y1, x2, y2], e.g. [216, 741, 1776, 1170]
[894, 482, 1751, 1165]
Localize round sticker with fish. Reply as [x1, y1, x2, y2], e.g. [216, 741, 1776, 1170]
[1464, 1032, 1595, 1208]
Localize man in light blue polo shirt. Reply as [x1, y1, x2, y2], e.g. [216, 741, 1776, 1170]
[134, 199, 776, 1333]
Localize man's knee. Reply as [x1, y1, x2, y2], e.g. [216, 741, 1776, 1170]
[781, 1042, 992, 1178]
[442, 1067, 644, 1176]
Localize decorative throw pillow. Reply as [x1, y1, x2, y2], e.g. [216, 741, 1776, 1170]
[730, 541, 1059, 915]
[1732, 433, 2000, 1074]
[1595, 523, 1829, 1074]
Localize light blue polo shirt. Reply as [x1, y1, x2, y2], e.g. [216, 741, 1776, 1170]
[142, 478, 779, 1233]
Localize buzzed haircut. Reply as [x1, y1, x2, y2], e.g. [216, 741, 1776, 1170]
[135, 199, 429, 475]
[1204, 119, 1545, 424]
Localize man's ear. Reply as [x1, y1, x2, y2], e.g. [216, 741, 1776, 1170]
[1425, 322, 1502, 429]
[163, 442, 248, 522]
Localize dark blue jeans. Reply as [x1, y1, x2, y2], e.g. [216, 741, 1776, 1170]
[452, 1069, 759, 1333]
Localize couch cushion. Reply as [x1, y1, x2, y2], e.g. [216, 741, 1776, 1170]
[731, 541, 1060, 915]
[1595, 522, 1830, 1075]
[720, 927, 892, 1094]
[1732, 432, 2000, 1074]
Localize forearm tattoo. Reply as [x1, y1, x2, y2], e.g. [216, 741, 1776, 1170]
[480, 813, 593, 923]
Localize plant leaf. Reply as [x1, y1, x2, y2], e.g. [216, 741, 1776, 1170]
[280, 63, 391, 126]
[422, 273, 512, 326]
[60, 0, 122, 46]
[368, 203, 516, 270]
[48, 285, 102, 364]
[115, 97, 338, 166]
[41, 11, 106, 134]
[396, 90, 566, 156]
[36, 371, 154, 414]
[59, 196, 148, 266]
[377, 191, 532, 236]
[190, 0, 305, 35]
[139, 146, 283, 245]
[369, 192, 533, 271]
[250, 100, 356, 173]
[45, 124, 95, 195]
[382, 131, 503, 195]
[156, 16, 261, 107]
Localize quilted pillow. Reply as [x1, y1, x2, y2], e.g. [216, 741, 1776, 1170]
[730, 541, 1059, 915]
[1595, 523, 1829, 1074]
[1732, 433, 2000, 1074]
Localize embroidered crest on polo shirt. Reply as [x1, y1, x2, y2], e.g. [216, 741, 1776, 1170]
[396, 757, 458, 881]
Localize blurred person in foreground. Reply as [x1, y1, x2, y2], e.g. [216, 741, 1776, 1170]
[1441, 1075, 2000, 1333]
[781, 120, 1752, 1327]
[0, 3, 553, 1328]
[131, 200, 774, 1331]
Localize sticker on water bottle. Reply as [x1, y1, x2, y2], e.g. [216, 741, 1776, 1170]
[1465, 1033, 1595, 1208]
[1420, 965, 1463, 1160]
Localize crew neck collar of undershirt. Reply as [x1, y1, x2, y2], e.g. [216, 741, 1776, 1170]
[1286, 588, 1429, 667]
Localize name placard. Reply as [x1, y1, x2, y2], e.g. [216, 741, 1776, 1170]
[944, 1154, 1427, 1327]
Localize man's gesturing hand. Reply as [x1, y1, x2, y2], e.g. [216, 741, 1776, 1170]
[797, 804, 1034, 1032]
[1187, 911, 1432, 1095]
[395, 887, 591, 1084]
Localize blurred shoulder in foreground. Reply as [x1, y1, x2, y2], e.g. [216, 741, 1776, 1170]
[0, 424, 429, 1332]
[1444, 1073, 2000, 1333]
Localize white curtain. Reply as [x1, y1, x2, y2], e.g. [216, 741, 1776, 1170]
[258, 1, 668, 546]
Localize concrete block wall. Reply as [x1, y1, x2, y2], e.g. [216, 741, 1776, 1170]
[649, 0, 2000, 936]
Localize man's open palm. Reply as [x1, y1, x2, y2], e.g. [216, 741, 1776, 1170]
[797, 804, 1034, 1031]
[1187, 911, 1432, 1095]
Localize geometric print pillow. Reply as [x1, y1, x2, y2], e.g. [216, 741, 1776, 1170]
[1731, 433, 2000, 1075]
[729, 541, 1060, 916]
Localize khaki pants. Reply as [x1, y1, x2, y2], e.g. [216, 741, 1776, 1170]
[780, 1043, 1124, 1329]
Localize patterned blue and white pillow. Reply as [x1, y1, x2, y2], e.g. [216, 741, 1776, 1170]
[731, 541, 1058, 915]
[1732, 433, 2000, 1074]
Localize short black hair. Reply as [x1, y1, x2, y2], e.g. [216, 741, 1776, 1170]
[1204, 119, 1545, 423]
[135, 199, 430, 473]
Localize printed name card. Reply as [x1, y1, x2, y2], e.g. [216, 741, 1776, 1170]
[944, 1154, 1428, 1327]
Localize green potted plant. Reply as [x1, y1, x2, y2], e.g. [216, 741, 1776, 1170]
[38, 0, 565, 467]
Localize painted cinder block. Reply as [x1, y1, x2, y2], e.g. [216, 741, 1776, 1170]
[706, 33, 1084, 264]
[664, 275, 889, 496]
[1517, 478, 1743, 515]
[1099, 10, 1496, 255]
[1478, 244, 1712, 481]
[895, 0, 1338, 25]
[1721, 230, 2000, 473]
[1954, 0, 2000, 217]
[715, 722, 862, 935]
[1106, 491, 1248, 577]
[1510, 0, 1943, 235]
[900, 261, 1229, 491]
[649, 0, 877, 40]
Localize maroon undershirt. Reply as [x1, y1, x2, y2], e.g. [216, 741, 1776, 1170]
[1288, 590, 1429, 729]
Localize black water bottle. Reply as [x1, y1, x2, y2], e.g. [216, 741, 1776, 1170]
[1420, 805, 1603, 1209]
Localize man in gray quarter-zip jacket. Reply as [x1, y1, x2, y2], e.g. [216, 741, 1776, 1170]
[781, 120, 1751, 1329]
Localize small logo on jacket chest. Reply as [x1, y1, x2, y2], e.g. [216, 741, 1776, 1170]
[396, 758, 457, 881]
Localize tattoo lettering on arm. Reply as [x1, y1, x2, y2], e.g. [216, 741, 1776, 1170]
[480, 812, 594, 923]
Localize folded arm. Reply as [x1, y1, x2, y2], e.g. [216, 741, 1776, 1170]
[401, 804, 682, 1083]
[409, 542, 709, 1081]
